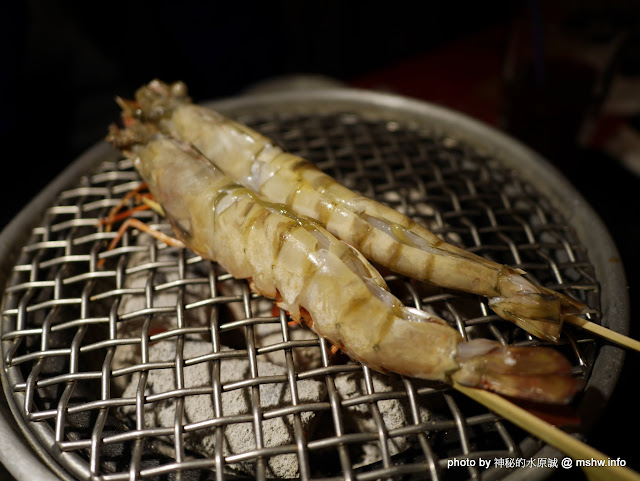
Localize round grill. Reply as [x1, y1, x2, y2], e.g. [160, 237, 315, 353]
[0, 89, 627, 480]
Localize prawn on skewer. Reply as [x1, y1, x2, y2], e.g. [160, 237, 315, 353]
[124, 80, 585, 342]
[105, 118, 582, 404]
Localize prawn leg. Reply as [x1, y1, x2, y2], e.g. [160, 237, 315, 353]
[97, 185, 182, 267]
[97, 216, 186, 268]
[98, 182, 150, 227]
[106, 217, 186, 252]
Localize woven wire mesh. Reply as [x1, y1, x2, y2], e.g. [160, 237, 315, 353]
[1, 110, 600, 481]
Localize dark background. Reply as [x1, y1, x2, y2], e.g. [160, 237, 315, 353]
[2, 1, 640, 480]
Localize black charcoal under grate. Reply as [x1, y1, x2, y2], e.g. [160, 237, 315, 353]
[1, 110, 601, 481]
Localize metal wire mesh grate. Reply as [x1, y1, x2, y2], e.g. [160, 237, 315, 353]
[1, 107, 601, 481]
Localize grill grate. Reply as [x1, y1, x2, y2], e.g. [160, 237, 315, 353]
[1, 107, 602, 481]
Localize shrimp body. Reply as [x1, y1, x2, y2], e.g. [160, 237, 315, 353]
[106, 122, 582, 404]
[131, 80, 584, 342]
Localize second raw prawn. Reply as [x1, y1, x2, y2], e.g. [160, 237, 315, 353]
[104, 116, 582, 404]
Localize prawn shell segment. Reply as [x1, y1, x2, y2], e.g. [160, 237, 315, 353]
[290, 245, 462, 378]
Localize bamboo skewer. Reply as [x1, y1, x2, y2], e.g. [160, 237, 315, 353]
[453, 382, 640, 481]
[565, 315, 640, 353]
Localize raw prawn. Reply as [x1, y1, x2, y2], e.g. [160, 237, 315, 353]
[125, 80, 585, 342]
[105, 119, 582, 404]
